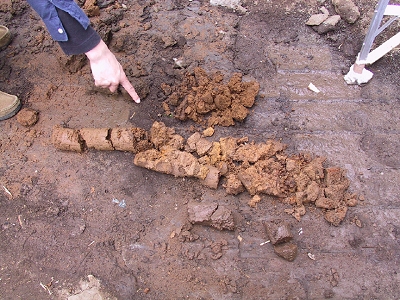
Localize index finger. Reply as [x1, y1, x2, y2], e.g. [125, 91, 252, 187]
[120, 75, 141, 103]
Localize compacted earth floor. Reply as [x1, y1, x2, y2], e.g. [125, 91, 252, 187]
[1, 0, 400, 299]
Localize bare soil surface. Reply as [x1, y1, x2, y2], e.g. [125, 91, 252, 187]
[1, 0, 400, 299]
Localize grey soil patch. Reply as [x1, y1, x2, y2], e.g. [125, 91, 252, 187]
[360, 133, 400, 168]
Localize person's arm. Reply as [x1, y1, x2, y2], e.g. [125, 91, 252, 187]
[85, 40, 140, 102]
[55, 7, 101, 55]
[56, 8, 140, 102]
[26, 0, 140, 102]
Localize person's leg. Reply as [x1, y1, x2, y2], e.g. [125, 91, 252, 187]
[0, 25, 21, 120]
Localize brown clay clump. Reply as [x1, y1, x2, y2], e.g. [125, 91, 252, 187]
[162, 67, 260, 127]
[52, 125, 85, 152]
[187, 202, 235, 231]
[283, 154, 358, 225]
[111, 128, 153, 153]
[16, 108, 39, 127]
[80, 128, 114, 151]
[264, 220, 293, 245]
[264, 219, 298, 262]
[82, 0, 100, 17]
[52, 126, 152, 153]
[273, 243, 298, 262]
[133, 122, 218, 188]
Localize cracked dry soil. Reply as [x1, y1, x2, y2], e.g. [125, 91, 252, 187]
[1, 0, 400, 299]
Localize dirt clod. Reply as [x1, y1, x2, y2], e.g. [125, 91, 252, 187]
[324, 206, 348, 226]
[163, 67, 260, 127]
[264, 220, 293, 245]
[332, 0, 360, 24]
[16, 108, 39, 126]
[248, 195, 261, 208]
[273, 242, 298, 262]
[52, 126, 85, 152]
[224, 174, 245, 195]
[80, 128, 114, 151]
[110, 128, 152, 153]
[52, 126, 152, 153]
[188, 203, 235, 230]
[83, 0, 100, 17]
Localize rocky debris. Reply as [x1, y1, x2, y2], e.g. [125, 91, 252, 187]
[16, 108, 39, 127]
[57, 53, 87, 74]
[97, 0, 116, 9]
[149, 120, 184, 151]
[186, 132, 213, 156]
[324, 206, 348, 226]
[162, 36, 177, 48]
[134, 122, 220, 188]
[162, 67, 260, 127]
[53, 121, 358, 226]
[284, 206, 307, 222]
[187, 202, 235, 230]
[273, 243, 298, 262]
[134, 148, 209, 179]
[237, 160, 288, 197]
[305, 7, 329, 26]
[111, 128, 153, 153]
[264, 220, 293, 245]
[312, 167, 356, 225]
[172, 223, 200, 243]
[314, 15, 341, 34]
[282, 154, 355, 225]
[329, 268, 340, 287]
[52, 126, 152, 153]
[200, 165, 220, 189]
[306, 6, 341, 34]
[60, 275, 109, 300]
[332, 0, 360, 24]
[210, 0, 247, 14]
[188, 203, 218, 223]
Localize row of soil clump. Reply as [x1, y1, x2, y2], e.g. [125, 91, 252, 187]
[52, 121, 359, 226]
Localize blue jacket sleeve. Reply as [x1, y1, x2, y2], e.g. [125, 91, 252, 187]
[27, 0, 90, 42]
[26, 0, 101, 55]
[56, 8, 101, 55]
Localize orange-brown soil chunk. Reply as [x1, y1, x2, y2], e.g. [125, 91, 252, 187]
[162, 67, 260, 127]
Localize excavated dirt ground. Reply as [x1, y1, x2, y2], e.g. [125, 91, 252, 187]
[1, 0, 400, 299]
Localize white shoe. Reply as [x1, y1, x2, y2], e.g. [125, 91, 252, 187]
[0, 91, 21, 120]
[0, 25, 11, 48]
[344, 64, 374, 85]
